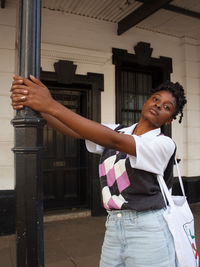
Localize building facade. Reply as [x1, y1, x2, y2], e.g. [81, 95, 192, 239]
[1, 0, 200, 234]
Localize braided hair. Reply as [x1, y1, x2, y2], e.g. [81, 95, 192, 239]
[151, 81, 187, 123]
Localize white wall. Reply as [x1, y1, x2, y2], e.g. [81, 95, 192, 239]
[41, 8, 200, 177]
[41, 9, 185, 125]
[0, 1, 16, 189]
[0, 4, 200, 190]
[178, 38, 200, 177]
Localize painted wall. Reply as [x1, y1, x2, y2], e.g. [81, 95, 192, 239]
[0, 3, 200, 190]
[0, 1, 16, 189]
[179, 38, 200, 177]
[41, 8, 200, 178]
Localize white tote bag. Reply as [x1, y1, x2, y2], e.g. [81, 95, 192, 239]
[157, 159, 199, 267]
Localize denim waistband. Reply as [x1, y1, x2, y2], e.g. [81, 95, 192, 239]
[107, 208, 165, 220]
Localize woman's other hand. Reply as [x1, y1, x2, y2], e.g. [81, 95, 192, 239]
[10, 75, 26, 110]
[10, 75, 55, 113]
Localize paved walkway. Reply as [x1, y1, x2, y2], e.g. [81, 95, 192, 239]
[0, 203, 199, 267]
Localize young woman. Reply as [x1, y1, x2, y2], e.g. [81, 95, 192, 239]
[11, 75, 187, 267]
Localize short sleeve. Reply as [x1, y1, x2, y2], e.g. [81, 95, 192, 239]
[85, 140, 104, 155]
[129, 135, 176, 175]
[85, 123, 119, 155]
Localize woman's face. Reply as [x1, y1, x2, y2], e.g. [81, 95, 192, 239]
[141, 90, 177, 128]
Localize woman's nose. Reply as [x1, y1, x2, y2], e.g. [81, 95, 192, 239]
[155, 103, 161, 109]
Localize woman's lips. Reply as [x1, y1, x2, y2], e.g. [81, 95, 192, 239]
[149, 108, 159, 116]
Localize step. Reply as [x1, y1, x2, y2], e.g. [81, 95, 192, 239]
[44, 208, 91, 223]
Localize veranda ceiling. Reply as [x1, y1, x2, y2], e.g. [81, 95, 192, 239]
[42, 0, 200, 40]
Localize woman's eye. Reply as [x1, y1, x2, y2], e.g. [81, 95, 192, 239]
[164, 105, 170, 110]
[153, 97, 159, 101]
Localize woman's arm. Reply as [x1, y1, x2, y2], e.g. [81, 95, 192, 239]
[41, 112, 83, 139]
[11, 75, 136, 156]
[45, 100, 136, 155]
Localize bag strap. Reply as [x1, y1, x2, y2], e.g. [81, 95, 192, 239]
[157, 174, 175, 208]
[157, 158, 186, 208]
[158, 176, 168, 207]
[174, 158, 186, 197]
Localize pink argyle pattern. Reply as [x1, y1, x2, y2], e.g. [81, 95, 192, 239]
[99, 152, 130, 210]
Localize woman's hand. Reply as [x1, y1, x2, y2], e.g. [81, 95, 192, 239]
[10, 75, 26, 110]
[10, 75, 55, 113]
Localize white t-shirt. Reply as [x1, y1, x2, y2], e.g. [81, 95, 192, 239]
[86, 123, 175, 176]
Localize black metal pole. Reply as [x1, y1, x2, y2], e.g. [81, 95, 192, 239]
[12, 0, 45, 266]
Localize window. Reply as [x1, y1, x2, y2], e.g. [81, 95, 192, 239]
[113, 46, 172, 136]
[118, 70, 152, 126]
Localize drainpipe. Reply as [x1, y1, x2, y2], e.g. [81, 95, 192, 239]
[12, 0, 45, 266]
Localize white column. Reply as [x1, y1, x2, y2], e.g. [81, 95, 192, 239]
[180, 37, 200, 177]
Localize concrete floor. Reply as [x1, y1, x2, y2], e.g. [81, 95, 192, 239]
[0, 213, 106, 267]
[0, 203, 199, 267]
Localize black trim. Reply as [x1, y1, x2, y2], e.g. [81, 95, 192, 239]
[0, 190, 15, 236]
[112, 45, 172, 136]
[112, 47, 173, 76]
[54, 60, 77, 84]
[172, 176, 200, 203]
[0, 176, 200, 235]
[118, 0, 173, 35]
[134, 42, 153, 66]
[1, 0, 5, 8]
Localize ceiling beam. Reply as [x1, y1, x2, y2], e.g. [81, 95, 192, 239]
[1, 0, 5, 8]
[164, 4, 200, 19]
[136, 0, 200, 20]
[118, 0, 173, 35]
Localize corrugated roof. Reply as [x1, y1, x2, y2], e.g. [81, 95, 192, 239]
[42, 0, 200, 39]
[42, 0, 142, 22]
[42, 0, 200, 21]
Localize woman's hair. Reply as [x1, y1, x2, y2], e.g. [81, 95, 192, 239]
[151, 81, 187, 123]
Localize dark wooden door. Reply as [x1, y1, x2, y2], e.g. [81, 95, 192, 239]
[43, 88, 88, 210]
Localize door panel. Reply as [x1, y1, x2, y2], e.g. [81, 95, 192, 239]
[43, 89, 88, 210]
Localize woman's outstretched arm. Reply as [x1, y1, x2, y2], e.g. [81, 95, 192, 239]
[41, 112, 83, 139]
[10, 75, 136, 156]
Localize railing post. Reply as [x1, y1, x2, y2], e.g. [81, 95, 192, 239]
[12, 0, 45, 266]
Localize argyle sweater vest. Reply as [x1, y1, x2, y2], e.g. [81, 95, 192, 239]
[98, 125, 176, 211]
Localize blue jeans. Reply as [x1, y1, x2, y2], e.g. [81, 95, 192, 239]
[100, 209, 176, 267]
